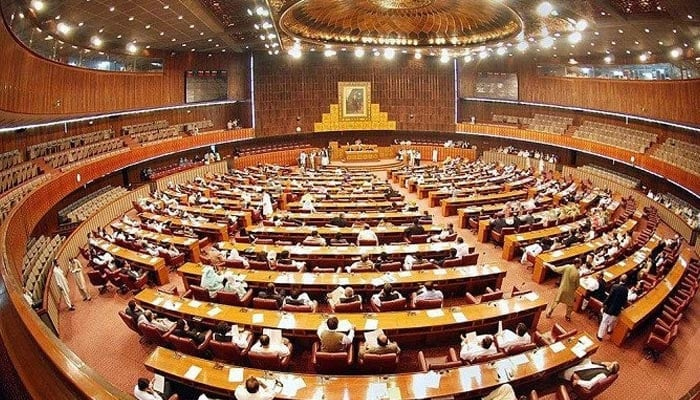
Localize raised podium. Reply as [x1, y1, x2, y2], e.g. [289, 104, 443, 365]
[341, 144, 379, 162]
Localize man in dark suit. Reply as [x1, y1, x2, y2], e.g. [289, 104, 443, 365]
[329, 213, 348, 227]
[404, 219, 426, 239]
[597, 274, 629, 340]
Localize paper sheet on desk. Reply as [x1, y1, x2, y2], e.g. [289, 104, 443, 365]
[338, 278, 350, 285]
[153, 374, 165, 392]
[398, 271, 412, 277]
[228, 367, 244, 382]
[550, 342, 566, 353]
[571, 343, 588, 358]
[552, 250, 564, 257]
[301, 273, 316, 284]
[371, 278, 385, 287]
[433, 269, 447, 275]
[387, 386, 402, 400]
[452, 312, 467, 323]
[207, 307, 222, 317]
[524, 292, 539, 301]
[364, 329, 384, 347]
[510, 354, 529, 366]
[152, 297, 164, 306]
[279, 376, 306, 397]
[188, 300, 202, 308]
[364, 319, 379, 330]
[424, 371, 441, 389]
[252, 313, 264, 323]
[426, 309, 445, 318]
[278, 314, 296, 329]
[338, 319, 353, 332]
[578, 336, 594, 349]
[368, 382, 389, 399]
[184, 365, 202, 380]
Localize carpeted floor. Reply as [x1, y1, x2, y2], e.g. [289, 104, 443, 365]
[58, 168, 700, 400]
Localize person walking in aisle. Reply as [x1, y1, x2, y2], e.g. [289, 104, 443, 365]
[545, 258, 582, 321]
[52, 260, 75, 311]
[68, 257, 91, 301]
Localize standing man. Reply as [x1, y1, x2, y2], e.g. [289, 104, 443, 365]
[597, 274, 629, 341]
[545, 258, 582, 321]
[68, 257, 91, 301]
[52, 260, 75, 311]
[261, 190, 273, 218]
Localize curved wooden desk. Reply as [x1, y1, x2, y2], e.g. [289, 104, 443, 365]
[532, 219, 638, 283]
[573, 236, 660, 312]
[611, 248, 695, 346]
[248, 224, 443, 245]
[287, 201, 403, 212]
[501, 214, 585, 261]
[269, 211, 424, 226]
[134, 288, 547, 344]
[110, 221, 202, 262]
[90, 238, 169, 285]
[139, 212, 230, 241]
[217, 241, 456, 265]
[145, 331, 597, 400]
[177, 262, 506, 298]
[441, 191, 529, 217]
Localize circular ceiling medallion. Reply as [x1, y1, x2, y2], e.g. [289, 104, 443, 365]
[368, 0, 434, 10]
[280, 0, 523, 48]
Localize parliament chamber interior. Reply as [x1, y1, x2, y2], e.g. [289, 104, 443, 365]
[1, 0, 700, 399]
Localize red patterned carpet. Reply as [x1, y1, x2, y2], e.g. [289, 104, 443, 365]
[58, 169, 700, 400]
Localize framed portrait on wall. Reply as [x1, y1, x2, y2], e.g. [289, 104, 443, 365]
[338, 82, 371, 121]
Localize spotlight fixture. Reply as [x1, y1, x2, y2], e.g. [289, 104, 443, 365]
[354, 47, 365, 58]
[536, 2, 554, 17]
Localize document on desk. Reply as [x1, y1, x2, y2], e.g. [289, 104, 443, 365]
[252, 313, 264, 323]
[368, 382, 389, 399]
[263, 328, 283, 346]
[338, 319, 353, 332]
[184, 365, 202, 380]
[424, 370, 441, 389]
[364, 329, 384, 347]
[370, 278, 385, 287]
[452, 312, 467, 323]
[433, 268, 447, 275]
[278, 313, 296, 329]
[523, 292, 539, 301]
[398, 271, 412, 277]
[550, 341, 566, 353]
[188, 300, 202, 308]
[301, 273, 316, 284]
[426, 309, 445, 318]
[228, 367, 244, 382]
[552, 250, 564, 257]
[152, 374, 165, 392]
[387, 386, 402, 400]
[510, 353, 529, 366]
[152, 297, 164, 306]
[279, 376, 306, 397]
[364, 319, 379, 331]
[206, 307, 222, 317]
[338, 277, 350, 286]
[571, 343, 587, 358]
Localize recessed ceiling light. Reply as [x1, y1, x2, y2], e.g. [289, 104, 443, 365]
[126, 43, 138, 53]
[98, 28, 104, 33]
[30, 0, 44, 11]
[207, 38, 212, 42]
[517, 41, 528, 51]
[323, 49, 336, 57]
[688, 15, 694, 20]
[568, 31, 582, 44]
[109, 6, 115, 12]
[163, 5, 169, 9]
[145, 25, 151, 29]
[56, 22, 71, 34]
[116, 34, 122, 39]
[440, 53, 451, 63]
[536, 2, 554, 17]
[414, 51, 422, 59]
[496, 47, 506, 56]
[670, 48, 682, 58]
[128, 16, 134, 21]
[189, 24, 194, 28]
[78, 22, 84, 27]
[200, 32, 204, 36]
[618, 29, 623, 34]
[171, 38, 176, 42]
[604, 55, 612, 63]
[354, 47, 365, 58]
[177, 15, 183, 20]
[90, 36, 102, 47]
[540, 36, 554, 48]
[575, 19, 588, 31]
[644, 28, 650, 33]
[639, 54, 648, 62]
[181, 43, 186, 47]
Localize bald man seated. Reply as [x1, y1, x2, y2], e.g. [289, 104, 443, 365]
[358, 333, 401, 359]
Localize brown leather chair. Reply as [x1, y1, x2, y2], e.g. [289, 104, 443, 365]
[491, 226, 515, 247]
[412, 262, 439, 271]
[331, 300, 362, 312]
[480, 288, 504, 302]
[644, 323, 678, 362]
[87, 270, 110, 293]
[140, 323, 174, 347]
[209, 335, 254, 364]
[224, 259, 245, 268]
[534, 324, 578, 346]
[418, 347, 460, 372]
[282, 302, 317, 313]
[118, 310, 141, 336]
[252, 297, 279, 310]
[358, 239, 379, 246]
[467, 350, 505, 365]
[378, 261, 402, 272]
[530, 385, 571, 400]
[461, 252, 479, 266]
[370, 297, 406, 312]
[358, 348, 399, 373]
[166, 330, 212, 358]
[248, 260, 271, 270]
[188, 285, 215, 302]
[167, 394, 180, 400]
[119, 271, 149, 293]
[217, 289, 253, 307]
[408, 234, 429, 244]
[503, 342, 537, 355]
[442, 258, 464, 268]
[248, 347, 291, 370]
[311, 342, 353, 373]
[571, 372, 619, 399]
[410, 292, 443, 309]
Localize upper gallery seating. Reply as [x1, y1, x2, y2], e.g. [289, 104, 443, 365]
[0, 175, 50, 224]
[650, 138, 700, 176]
[58, 186, 128, 224]
[0, 149, 23, 169]
[572, 121, 657, 153]
[128, 120, 214, 144]
[522, 114, 573, 135]
[492, 114, 523, 125]
[0, 162, 40, 194]
[22, 235, 64, 305]
[577, 165, 640, 189]
[27, 129, 115, 160]
[43, 138, 126, 169]
[121, 120, 168, 136]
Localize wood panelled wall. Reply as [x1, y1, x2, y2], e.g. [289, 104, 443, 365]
[253, 53, 455, 136]
[0, 102, 250, 155]
[458, 60, 700, 126]
[0, 18, 250, 115]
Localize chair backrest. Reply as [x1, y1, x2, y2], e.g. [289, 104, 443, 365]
[409, 234, 429, 243]
[359, 239, 378, 246]
[442, 258, 463, 268]
[573, 373, 618, 398]
[413, 298, 443, 310]
[167, 335, 199, 355]
[217, 291, 243, 306]
[140, 323, 168, 346]
[189, 285, 213, 302]
[377, 298, 407, 311]
[255, 239, 274, 245]
[471, 351, 505, 364]
[313, 342, 352, 373]
[332, 300, 362, 312]
[462, 253, 479, 266]
[481, 290, 504, 303]
[118, 310, 140, 335]
[282, 303, 314, 312]
[249, 260, 270, 270]
[443, 233, 458, 242]
[252, 297, 279, 310]
[412, 262, 438, 270]
[225, 259, 245, 268]
[360, 352, 399, 373]
[87, 270, 107, 285]
[248, 350, 288, 370]
[504, 342, 537, 355]
[209, 339, 244, 364]
[378, 262, 402, 272]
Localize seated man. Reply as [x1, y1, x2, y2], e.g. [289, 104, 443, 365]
[220, 276, 249, 299]
[455, 237, 472, 258]
[125, 300, 145, 320]
[459, 333, 497, 362]
[346, 254, 375, 273]
[413, 281, 444, 301]
[371, 283, 403, 309]
[172, 318, 206, 345]
[137, 310, 175, 333]
[404, 219, 426, 239]
[303, 230, 327, 246]
[329, 233, 350, 246]
[561, 359, 620, 391]
[234, 376, 276, 400]
[212, 321, 251, 348]
[317, 316, 355, 352]
[225, 247, 250, 268]
[134, 377, 170, 400]
[328, 286, 362, 308]
[274, 250, 306, 271]
[520, 237, 556, 264]
[248, 333, 292, 358]
[257, 283, 284, 307]
[329, 213, 349, 228]
[495, 322, 532, 351]
[482, 383, 518, 400]
[429, 223, 455, 243]
[356, 224, 379, 245]
[282, 287, 316, 309]
[200, 264, 224, 297]
[358, 333, 401, 359]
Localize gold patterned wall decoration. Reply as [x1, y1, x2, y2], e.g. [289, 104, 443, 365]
[314, 83, 396, 131]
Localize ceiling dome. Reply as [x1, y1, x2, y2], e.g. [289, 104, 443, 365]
[279, 0, 524, 48]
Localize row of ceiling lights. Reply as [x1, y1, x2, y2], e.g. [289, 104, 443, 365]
[28, 0, 228, 54]
[247, 5, 281, 55]
[286, 1, 699, 65]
